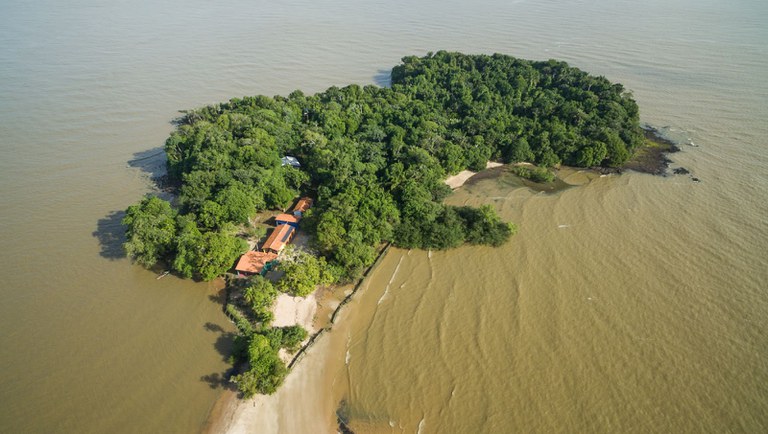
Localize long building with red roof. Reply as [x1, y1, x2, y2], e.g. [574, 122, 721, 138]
[262, 224, 295, 254]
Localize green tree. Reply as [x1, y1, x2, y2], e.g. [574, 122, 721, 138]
[172, 219, 246, 281]
[512, 166, 556, 183]
[277, 248, 335, 296]
[215, 183, 258, 224]
[262, 170, 296, 209]
[277, 325, 308, 352]
[122, 196, 177, 267]
[230, 334, 287, 396]
[172, 215, 204, 278]
[243, 276, 278, 324]
[196, 231, 247, 281]
[198, 200, 225, 229]
[456, 205, 516, 247]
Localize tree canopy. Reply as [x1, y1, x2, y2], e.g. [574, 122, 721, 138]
[123, 52, 642, 281]
[277, 247, 336, 296]
[122, 196, 177, 268]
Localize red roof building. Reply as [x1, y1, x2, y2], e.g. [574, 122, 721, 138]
[262, 224, 295, 254]
[234, 251, 278, 276]
[275, 213, 300, 227]
[292, 197, 313, 217]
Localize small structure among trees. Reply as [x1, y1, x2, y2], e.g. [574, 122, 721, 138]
[280, 156, 301, 168]
[292, 197, 313, 217]
[234, 251, 278, 277]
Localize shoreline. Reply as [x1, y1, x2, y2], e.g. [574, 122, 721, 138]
[444, 161, 504, 189]
[443, 128, 688, 193]
[204, 244, 392, 433]
[202, 141, 682, 432]
[612, 125, 683, 176]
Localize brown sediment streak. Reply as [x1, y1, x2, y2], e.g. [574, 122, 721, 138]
[288, 243, 392, 370]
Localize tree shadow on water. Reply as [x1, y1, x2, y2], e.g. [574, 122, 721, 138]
[200, 323, 240, 391]
[204, 322, 225, 333]
[213, 332, 237, 362]
[373, 69, 392, 88]
[93, 210, 127, 260]
[204, 322, 237, 365]
[208, 290, 227, 305]
[128, 147, 167, 180]
[200, 370, 238, 391]
[128, 148, 178, 195]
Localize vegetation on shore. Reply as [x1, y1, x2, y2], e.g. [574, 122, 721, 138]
[122, 51, 643, 394]
[226, 275, 308, 396]
[512, 166, 556, 183]
[620, 126, 682, 176]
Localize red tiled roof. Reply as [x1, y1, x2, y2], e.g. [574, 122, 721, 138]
[275, 213, 299, 224]
[262, 224, 295, 253]
[235, 251, 278, 274]
[293, 197, 313, 213]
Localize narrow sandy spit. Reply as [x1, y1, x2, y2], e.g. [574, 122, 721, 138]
[205, 321, 343, 434]
[204, 288, 343, 434]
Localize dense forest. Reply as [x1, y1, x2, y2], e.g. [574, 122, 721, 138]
[123, 52, 642, 394]
[125, 51, 642, 282]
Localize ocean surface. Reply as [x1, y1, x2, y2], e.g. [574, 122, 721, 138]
[1, 0, 766, 432]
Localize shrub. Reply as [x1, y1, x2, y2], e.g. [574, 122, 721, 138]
[512, 166, 555, 183]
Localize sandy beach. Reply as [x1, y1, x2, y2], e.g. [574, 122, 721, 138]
[203, 332, 341, 434]
[444, 161, 504, 189]
[204, 291, 345, 434]
[272, 292, 317, 332]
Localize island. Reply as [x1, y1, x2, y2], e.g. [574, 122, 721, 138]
[122, 51, 645, 396]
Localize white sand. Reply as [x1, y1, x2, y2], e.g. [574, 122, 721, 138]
[224, 393, 280, 434]
[444, 169, 477, 189]
[218, 332, 340, 434]
[271, 292, 317, 333]
[444, 161, 504, 189]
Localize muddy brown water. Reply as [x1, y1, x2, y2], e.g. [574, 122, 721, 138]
[1, 0, 767, 432]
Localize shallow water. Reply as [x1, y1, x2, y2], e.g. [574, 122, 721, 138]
[1, 0, 767, 432]
[341, 169, 768, 432]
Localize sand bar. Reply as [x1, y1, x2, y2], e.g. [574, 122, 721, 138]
[444, 161, 503, 189]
